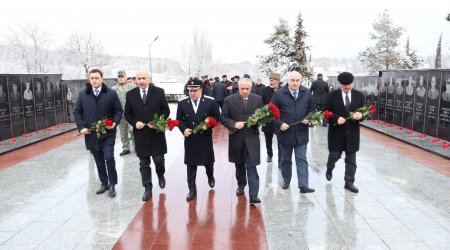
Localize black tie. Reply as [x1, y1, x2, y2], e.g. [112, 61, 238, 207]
[142, 90, 147, 105]
[293, 91, 297, 100]
[193, 100, 198, 107]
[345, 93, 350, 111]
[243, 98, 248, 109]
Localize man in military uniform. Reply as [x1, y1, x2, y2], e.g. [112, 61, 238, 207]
[176, 77, 220, 201]
[112, 70, 136, 156]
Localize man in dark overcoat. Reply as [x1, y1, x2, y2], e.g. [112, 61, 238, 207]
[324, 72, 365, 193]
[271, 71, 315, 194]
[176, 77, 220, 201]
[310, 73, 330, 126]
[74, 69, 123, 198]
[211, 76, 228, 109]
[221, 78, 263, 204]
[124, 70, 170, 201]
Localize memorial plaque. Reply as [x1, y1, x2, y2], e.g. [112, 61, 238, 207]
[385, 73, 396, 123]
[402, 72, 416, 130]
[393, 73, 405, 126]
[7, 76, 25, 137]
[52, 75, 64, 124]
[424, 71, 442, 137]
[33, 77, 46, 130]
[44, 75, 56, 127]
[377, 77, 387, 121]
[64, 80, 78, 123]
[21, 75, 36, 133]
[437, 71, 450, 141]
[413, 73, 427, 132]
[0, 76, 11, 141]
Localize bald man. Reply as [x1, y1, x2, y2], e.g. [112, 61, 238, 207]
[125, 70, 170, 201]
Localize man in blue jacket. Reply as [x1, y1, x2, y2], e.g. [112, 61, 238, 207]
[74, 69, 123, 198]
[271, 71, 315, 194]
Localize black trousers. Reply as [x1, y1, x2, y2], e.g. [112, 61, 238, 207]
[326, 151, 357, 182]
[187, 164, 214, 191]
[139, 155, 165, 188]
[263, 131, 281, 162]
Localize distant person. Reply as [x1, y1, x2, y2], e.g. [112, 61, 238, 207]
[127, 77, 133, 84]
[204, 77, 215, 97]
[211, 76, 227, 109]
[251, 78, 265, 96]
[231, 75, 240, 94]
[73, 69, 123, 198]
[427, 76, 439, 100]
[271, 71, 315, 194]
[111, 70, 136, 156]
[324, 72, 365, 193]
[222, 74, 232, 95]
[23, 82, 33, 101]
[310, 73, 330, 126]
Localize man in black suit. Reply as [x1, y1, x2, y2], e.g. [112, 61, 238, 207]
[310, 73, 330, 126]
[176, 77, 220, 201]
[124, 70, 170, 201]
[324, 72, 365, 193]
[221, 77, 263, 204]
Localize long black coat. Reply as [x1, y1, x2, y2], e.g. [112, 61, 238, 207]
[310, 78, 329, 105]
[221, 93, 263, 165]
[124, 85, 170, 157]
[176, 95, 220, 165]
[271, 85, 315, 145]
[211, 81, 228, 101]
[261, 86, 276, 134]
[73, 83, 123, 151]
[325, 89, 365, 153]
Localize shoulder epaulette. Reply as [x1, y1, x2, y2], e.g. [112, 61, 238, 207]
[203, 95, 215, 100]
[179, 96, 189, 101]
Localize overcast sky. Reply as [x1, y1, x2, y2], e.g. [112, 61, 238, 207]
[1, 0, 449, 64]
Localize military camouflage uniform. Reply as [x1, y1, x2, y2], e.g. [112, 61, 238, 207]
[112, 82, 136, 151]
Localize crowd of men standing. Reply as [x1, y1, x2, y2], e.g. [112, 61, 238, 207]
[74, 69, 364, 204]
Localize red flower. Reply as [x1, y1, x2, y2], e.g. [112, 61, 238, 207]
[167, 119, 180, 131]
[22, 134, 28, 138]
[268, 102, 280, 120]
[406, 130, 414, 135]
[9, 138, 16, 143]
[103, 118, 114, 127]
[378, 121, 383, 125]
[206, 117, 218, 128]
[0, 141, 3, 147]
[442, 142, 449, 149]
[430, 138, 441, 143]
[387, 124, 393, 127]
[369, 104, 376, 114]
[397, 127, 403, 131]
[323, 110, 334, 120]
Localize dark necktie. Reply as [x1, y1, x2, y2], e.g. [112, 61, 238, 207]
[243, 98, 248, 109]
[193, 100, 198, 107]
[293, 91, 297, 100]
[142, 90, 147, 105]
[345, 93, 350, 111]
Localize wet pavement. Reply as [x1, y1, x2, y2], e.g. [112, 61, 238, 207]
[0, 104, 449, 249]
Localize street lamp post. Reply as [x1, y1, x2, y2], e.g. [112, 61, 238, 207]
[148, 36, 159, 77]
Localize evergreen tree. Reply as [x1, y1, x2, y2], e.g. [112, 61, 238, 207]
[258, 18, 294, 76]
[291, 12, 313, 80]
[446, 13, 450, 22]
[403, 37, 422, 69]
[358, 10, 404, 74]
[435, 33, 442, 69]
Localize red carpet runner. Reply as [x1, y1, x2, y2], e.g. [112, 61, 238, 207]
[112, 125, 268, 249]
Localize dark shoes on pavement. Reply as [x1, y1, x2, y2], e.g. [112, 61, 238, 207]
[208, 177, 215, 188]
[119, 150, 130, 156]
[281, 182, 289, 189]
[108, 185, 116, 197]
[236, 186, 245, 196]
[158, 176, 166, 189]
[300, 186, 315, 193]
[96, 184, 109, 194]
[345, 182, 359, 193]
[250, 196, 261, 204]
[142, 187, 152, 201]
[266, 156, 272, 162]
[186, 190, 197, 201]
[326, 168, 333, 181]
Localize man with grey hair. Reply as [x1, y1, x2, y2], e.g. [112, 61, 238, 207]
[271, 71, 315, 194]
[221, 78, 264, 204]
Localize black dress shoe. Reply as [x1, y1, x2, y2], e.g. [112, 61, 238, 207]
[158, 176, 166, 189]
[186, 190, 197, 201]
[266, 156, 272, 162]
[300, 187, 315, 193]
[250, 196, 261, 204]
[119, 150, 130, 156]
[208, 177, 215, 188]
[326, 168, 333, 181]
[236, 186, 245, 196]
[344, 182, 359, 193]
[281, 182, 289, 189]
[108, 185, 116, 197]
[142, 188, 152, 201]
[96, 184, 109, 194]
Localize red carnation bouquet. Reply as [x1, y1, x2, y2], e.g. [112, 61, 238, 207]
[77, 118, 114, 138]
[246, 102, 280, 127]
[192, 117, 219, 134]
[150, 114, 180, 133]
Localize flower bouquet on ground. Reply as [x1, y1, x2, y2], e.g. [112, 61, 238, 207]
[77, 118, 114, 138]
[230, 102, 280, 133]
[192, 117, 219, 134]
[150, 114, 180, 133]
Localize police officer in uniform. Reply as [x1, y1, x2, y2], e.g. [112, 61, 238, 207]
[112, 70, 136, 156]
[176, 77, 220, 201]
